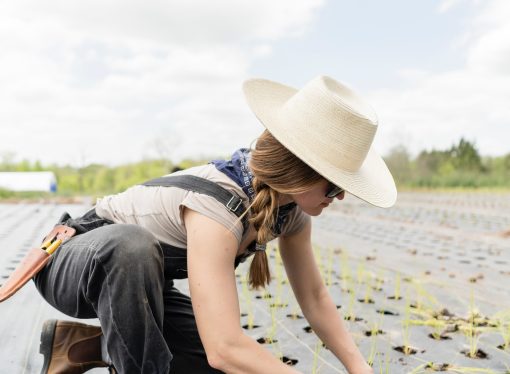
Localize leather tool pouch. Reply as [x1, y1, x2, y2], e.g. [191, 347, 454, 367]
[0, 225, 76, 302]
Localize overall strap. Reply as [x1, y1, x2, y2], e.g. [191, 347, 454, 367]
[141, 175, 247, 218]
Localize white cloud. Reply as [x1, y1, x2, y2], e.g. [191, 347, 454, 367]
[0, 0, 323, 166]
[370, 0, 510, 157]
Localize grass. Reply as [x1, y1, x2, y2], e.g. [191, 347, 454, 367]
[401, 289, 414, 355]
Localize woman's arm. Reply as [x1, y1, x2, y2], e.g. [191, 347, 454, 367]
[184, 208, 301, 374]
[279, 220, 373, 374]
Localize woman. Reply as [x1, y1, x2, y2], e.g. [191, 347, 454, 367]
[36, 75, 397, 374]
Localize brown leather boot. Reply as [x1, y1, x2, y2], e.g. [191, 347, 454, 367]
[39, 319, 115, 374]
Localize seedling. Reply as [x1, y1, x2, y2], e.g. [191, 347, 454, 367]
[356, 263, 365, 285]
[497, 316, 510, 350]
[363, 271, 373, 304]
[241, 274, 255, 329]
[466, 289, 481, 359]
[401, 290, 415, 355]
[391, 273, 401, 300]
[373, 270, 384, 292]
[340, 251, 351, 291]
[345, 281, 356, 321]
[366, 322, 380, 367]
[311, 341, 322, 374]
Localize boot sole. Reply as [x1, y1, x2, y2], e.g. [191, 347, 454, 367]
[39, 319, 57, 374]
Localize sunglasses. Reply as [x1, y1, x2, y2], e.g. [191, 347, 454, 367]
[325, 182, 344, 198]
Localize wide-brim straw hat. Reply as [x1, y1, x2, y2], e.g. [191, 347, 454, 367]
[243, 75, 397, 208]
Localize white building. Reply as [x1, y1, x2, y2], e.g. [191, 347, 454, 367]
[0, 172, 57, 192]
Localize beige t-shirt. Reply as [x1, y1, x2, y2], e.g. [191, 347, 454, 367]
[95, 164, 309, 249]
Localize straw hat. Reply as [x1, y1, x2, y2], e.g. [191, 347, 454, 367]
[242, 75, 397, 208]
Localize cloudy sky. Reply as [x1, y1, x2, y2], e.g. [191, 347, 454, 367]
[0, 0, 509, 166]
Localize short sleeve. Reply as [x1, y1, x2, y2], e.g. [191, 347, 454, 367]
[179, 191, 245, 245]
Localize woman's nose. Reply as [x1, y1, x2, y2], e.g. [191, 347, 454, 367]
[335, 191, 345, 200]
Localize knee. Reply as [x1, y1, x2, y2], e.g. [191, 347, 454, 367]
[97, 224, 163, 271]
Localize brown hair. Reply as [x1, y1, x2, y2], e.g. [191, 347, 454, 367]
[247, 130, 322, 289]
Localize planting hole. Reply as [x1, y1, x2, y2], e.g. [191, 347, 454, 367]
[280, 356, 298, 366]
[376, 309, 399, 316]
[428, 333, 451, 340]
[425, 363, 451, 371]
[303, 326, 313, 333]
[357, 298, 374, 304]
[344, 315, 363, 322]
[393, 345, 418, 355]
[286, 314, 304, 320]
[461, 348, 488, 359]
[364, 329, 384, 337]
[270, 303, 288, 308]
[242, 324, 260, 330]
[257, 337, 277, 344]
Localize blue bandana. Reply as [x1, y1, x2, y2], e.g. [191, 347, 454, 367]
[211, 148, 256, 201]
[210, 148, 297, 248]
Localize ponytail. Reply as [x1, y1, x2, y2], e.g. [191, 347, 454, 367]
[247, 176, 278, 289]
[246, 130, 323, 289]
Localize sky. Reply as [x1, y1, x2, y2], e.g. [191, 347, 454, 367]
[0, 0, 509, 166]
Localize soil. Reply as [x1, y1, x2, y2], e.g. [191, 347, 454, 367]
[461, 348, 489, 359]
[257, 337, 277, 344]
[393, 346, 419, 355]
[280, 356, 298, 366]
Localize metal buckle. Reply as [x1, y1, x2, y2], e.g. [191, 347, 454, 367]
[226, 196, 242, 212]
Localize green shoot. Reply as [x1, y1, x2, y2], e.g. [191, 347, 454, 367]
[311, 341, 322, 374]
[394, 273, 401, 300]
[364, 271, 373, 303]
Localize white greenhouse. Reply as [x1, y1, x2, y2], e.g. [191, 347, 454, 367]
[0, 172, 57, 192]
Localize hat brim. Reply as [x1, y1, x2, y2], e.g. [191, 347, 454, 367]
[243, 78, 397, 208]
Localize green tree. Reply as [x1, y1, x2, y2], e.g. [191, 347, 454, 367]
[449, 138, 483, 171]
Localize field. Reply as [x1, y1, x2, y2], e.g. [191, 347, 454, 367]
[229, 191, 510, 373]
[1, 191, 509, 373]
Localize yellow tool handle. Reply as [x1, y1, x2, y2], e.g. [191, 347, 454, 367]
[45, 239, 62, 255]
[41, 239, 53, 250]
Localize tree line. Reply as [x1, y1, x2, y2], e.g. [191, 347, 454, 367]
[0, 156, 207, 198]
[385, 138, 510, 188]
[1, 138, 509, 199]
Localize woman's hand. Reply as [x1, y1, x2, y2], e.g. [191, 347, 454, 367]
[185, 208, 303, 373]
[279, 225, 374, 374]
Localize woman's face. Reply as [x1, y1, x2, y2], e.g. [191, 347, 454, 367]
[289, 179, 345, 216]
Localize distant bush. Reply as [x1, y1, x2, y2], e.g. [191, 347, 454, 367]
[384, 138, 510, 189]
[0, 188, 14, 198]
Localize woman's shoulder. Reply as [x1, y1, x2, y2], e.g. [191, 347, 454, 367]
[169, 164, 249, 201]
